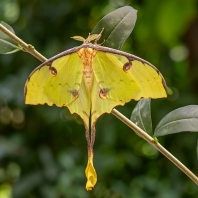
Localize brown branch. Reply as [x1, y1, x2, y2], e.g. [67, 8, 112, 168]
[0, 24, 47, 62]
[112, 109, 198, 185]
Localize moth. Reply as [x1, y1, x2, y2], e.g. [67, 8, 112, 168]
[24, 29, 167, 190]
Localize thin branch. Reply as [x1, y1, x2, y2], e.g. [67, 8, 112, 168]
[112, 109, 198, 185]
[0, 24, 47, 62]
[1, 24, 198, 185]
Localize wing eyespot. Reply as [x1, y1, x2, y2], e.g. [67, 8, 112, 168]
[123, 62, 132, 72]
[69, 90, 79, 99]
[50, 67, 57, 76]
[99, 88, 110, 99]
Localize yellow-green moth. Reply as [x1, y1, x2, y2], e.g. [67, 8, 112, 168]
[24, 30, 167, 190]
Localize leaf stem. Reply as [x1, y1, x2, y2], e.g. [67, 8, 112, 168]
[0, 24, 47, 62]
[1, 24, 197, 186]
[112, 109, 198, 185]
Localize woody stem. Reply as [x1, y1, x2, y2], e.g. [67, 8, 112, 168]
[0, 23, 47, 62]
[112, 109, 198, 185]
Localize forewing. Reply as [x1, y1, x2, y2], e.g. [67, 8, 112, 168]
[129, 59, 167, 98]
[93, 51, 141, 103]
[93, 51, 167, 103]
[25, 53, 83, 107]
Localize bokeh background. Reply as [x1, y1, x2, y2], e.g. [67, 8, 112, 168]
[0, 0, 198, 197]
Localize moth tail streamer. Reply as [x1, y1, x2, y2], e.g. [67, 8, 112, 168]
[85, 124, 97, 190]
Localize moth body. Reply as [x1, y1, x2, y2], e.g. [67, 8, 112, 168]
[78, 47, 97, 91]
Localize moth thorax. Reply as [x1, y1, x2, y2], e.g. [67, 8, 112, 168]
[78, 47, 97, 89]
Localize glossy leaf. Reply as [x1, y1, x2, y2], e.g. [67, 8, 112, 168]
[0, 21, 15, 40]
[0, 40, 20, 54]
[130, 99, 152, 135]
[154, 105, 198, 136]
[0, 21, 20, 54]
[91, 6, 137, 50]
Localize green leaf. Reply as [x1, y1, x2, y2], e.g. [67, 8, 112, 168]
[0, 39, 20, 54]
[130, 99, 152, 135]
[0, 21, 16, 41]
[91, 6, 137, 50]
[154, 105, 198, 137]
[0, 21, 20, 54]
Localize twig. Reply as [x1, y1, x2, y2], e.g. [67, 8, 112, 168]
[112, 109, 198, 185]
[1, 24, 197, 185]
[0, 24, 47, 62]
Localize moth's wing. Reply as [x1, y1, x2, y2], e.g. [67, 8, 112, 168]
[92, 51, 167, 103]
[25, 53, 83, 107]
[91, 51, 134, 124]
[25, 52, 91, 127]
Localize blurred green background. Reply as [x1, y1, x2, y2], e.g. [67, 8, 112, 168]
[0, 0, 198, 197]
